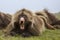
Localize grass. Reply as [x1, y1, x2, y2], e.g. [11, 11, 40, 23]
[54, 13, 60, 19]
[0, 29, 60, 40]
[0, 13, 60, 40]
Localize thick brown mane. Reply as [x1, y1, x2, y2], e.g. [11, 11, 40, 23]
[35, 9, 60, 29]
[0, 12, 12, 29]
[2, 9, 60, 37]
[44, 9, 59, 24]
[15, 8, 33, 16]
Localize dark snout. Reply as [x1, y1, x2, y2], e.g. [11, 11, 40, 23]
[19, 17, 25, 30]
[20, 17, 25, 24]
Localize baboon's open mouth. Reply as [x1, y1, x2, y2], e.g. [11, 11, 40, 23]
[19, 17, 25, 30]
[20, 21, 23, 24]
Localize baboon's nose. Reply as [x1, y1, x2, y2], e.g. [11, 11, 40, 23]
[20, 17, 25, 24]
[20, 17, 25, 21]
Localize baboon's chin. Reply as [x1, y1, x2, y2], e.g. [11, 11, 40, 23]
[20, 25, 25, 31]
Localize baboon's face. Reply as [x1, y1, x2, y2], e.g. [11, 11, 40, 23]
[16, 9, 33, 32]
[19, 13, 32, 31]
[19, 13, 27, 31]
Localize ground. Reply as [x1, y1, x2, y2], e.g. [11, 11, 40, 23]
[0, 29, 60, 40]
[0, 13, 60, 40]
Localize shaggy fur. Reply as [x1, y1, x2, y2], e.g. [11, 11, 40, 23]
[35, 9, 60, 29]
[3, 9, 46, 36]
[3, 9, 60, 36]
[0, 12, 12, 29]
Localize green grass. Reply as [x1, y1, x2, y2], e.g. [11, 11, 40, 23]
[54, 13, 60, 19]
[0, 29, 60, 40]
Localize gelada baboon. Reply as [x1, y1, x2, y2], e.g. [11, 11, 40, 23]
[35, 9, 60, 29]
[3, 9, 46, 37]
[0, 12, 12, 29]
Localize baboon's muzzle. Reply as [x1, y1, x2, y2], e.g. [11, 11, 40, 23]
[19, 17, 25, 30]
[20, 21, 24, 24]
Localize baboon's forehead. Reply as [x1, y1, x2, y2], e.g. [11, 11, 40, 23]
[16, 9, 33, 16]
[19, 14, 28, 19]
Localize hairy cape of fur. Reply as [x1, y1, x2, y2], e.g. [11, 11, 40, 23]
[35, 9, 60, 29]
[3, 9, 60, 36]
[3, 9, 46, 36]
[0, 12, 12, 29]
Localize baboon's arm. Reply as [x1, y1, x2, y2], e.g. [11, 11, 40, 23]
[3, 22, 14, 35]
